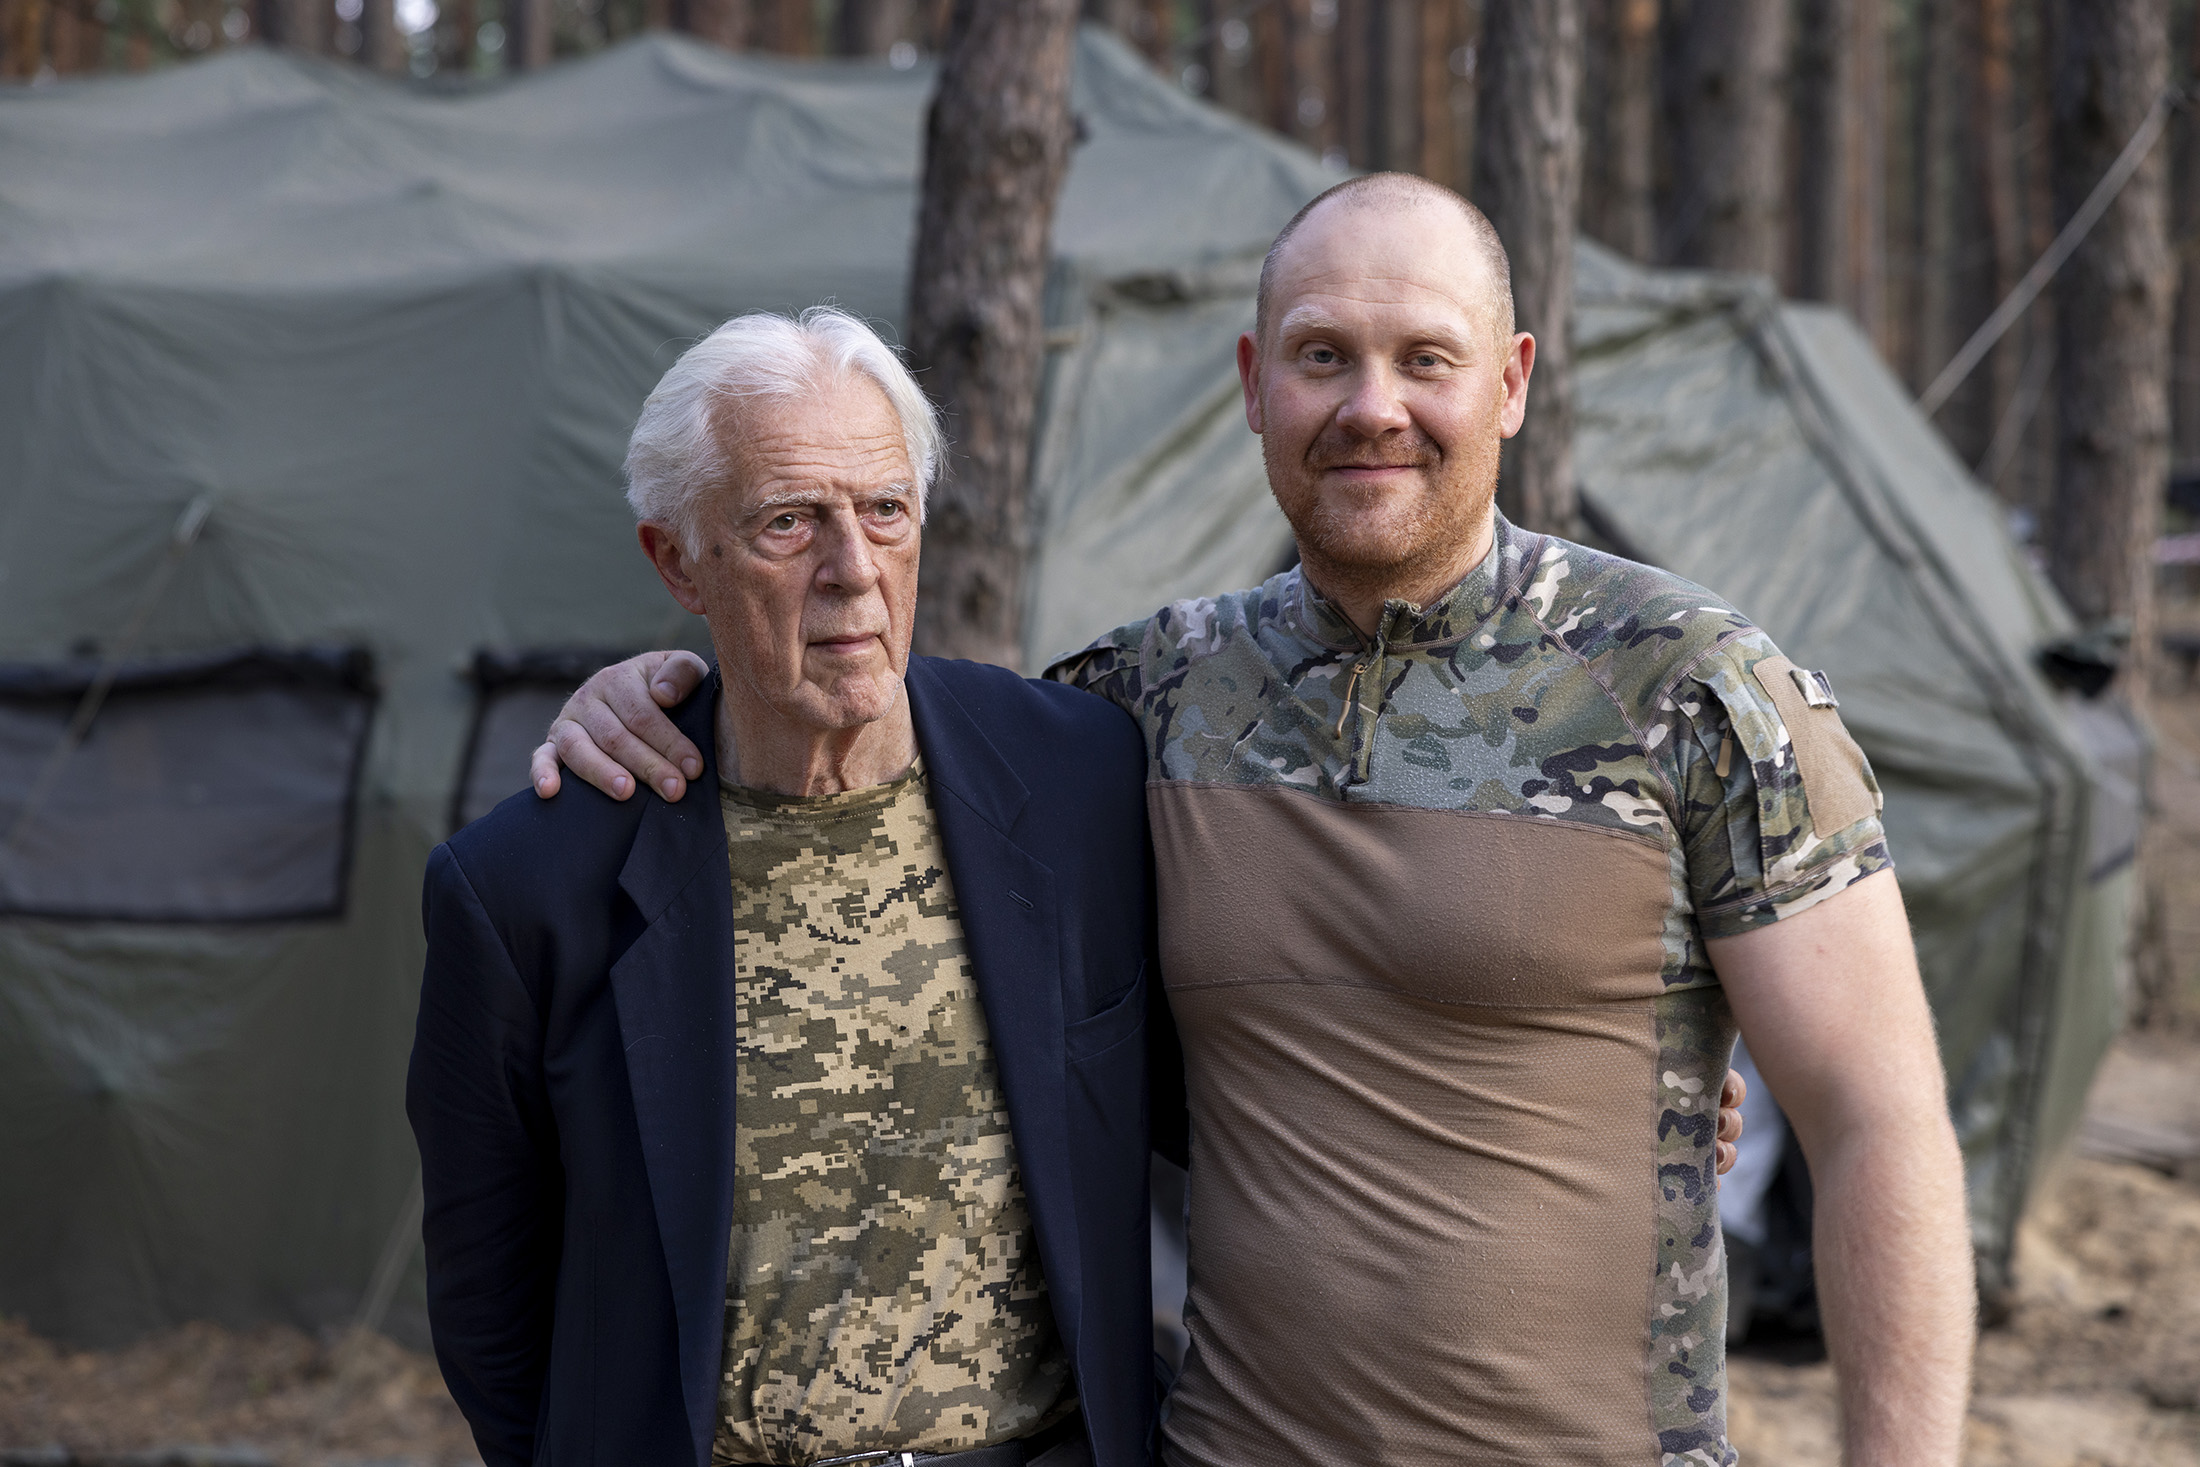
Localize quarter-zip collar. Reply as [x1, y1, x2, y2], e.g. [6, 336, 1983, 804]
[1287, 510, 1521, 654]
[1290, 513, 1527, 788]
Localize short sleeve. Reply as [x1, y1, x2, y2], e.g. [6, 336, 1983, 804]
[1042, 628, 1147, 714]
[1665, 632, 1892, 938]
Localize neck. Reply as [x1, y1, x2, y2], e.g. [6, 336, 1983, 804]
[1298, 509, 1497, 636]
[716, 692, 919, 798]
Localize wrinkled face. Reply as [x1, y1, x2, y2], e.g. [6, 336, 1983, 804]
[689, 374, 919, 735]
[1243, 196, 1526, 590]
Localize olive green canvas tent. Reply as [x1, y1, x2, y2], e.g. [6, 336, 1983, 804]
[1569, 244, 2143, 1301]
[0, 28, 2131, 1347]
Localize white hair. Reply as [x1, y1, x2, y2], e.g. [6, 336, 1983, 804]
[623, 306, 942, 554]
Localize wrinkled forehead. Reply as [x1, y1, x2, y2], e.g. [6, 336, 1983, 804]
[1267, 197, 1499, 342]
[709, 374, 914, 508]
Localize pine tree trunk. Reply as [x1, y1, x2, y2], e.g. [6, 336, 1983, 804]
[683, 0, 753, 50]
[1376, 0, 1418, 174]
[507, 0, 554, 67]
[2047, 0, 2171, 668]
[1339, 0, 1374, 166]
[1208, 0, 1262, 122]
[1476, 0, 1582, 537]
[1846, 0, 1888, 346]
[834, 0, 907, 56]
[1416, 1, 1458, 190]
[364, 0, 404, 70]
[1792, 0, 1854, 301]
[2171, 14, 2200, 464]
[1967, 0, 2023, 467]
[905, 0, 1080, 667]
[1910, 0, 1958, 394]
[1580, 0, 1657, 261]
[1661, 0, 1787, 275]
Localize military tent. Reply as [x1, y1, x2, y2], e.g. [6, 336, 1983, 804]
[1570, 243, 2142, 1304]
[0, 28, 2132, 1346]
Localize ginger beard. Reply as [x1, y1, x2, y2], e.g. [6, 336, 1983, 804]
[1262, 372, 1507, 608]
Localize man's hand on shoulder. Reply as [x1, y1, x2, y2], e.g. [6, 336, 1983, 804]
[530, 650, 709, 803]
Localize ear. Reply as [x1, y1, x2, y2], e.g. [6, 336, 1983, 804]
[1237, 331, 1265, 435]
[1498, 331, 1535, 440]
[639, 523, 709, 615]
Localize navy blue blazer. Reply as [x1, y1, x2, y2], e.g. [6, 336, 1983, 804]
[408, 657, 1163, 1467]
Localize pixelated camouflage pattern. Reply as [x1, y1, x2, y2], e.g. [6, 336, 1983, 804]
[1048, 513, 1890, 1465]
[709, 765, 1072, 1467]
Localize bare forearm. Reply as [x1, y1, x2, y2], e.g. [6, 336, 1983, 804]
[1808, 1116, 1975, 1467]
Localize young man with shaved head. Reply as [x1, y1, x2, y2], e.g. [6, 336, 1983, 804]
[539, 175, 1972, 1466]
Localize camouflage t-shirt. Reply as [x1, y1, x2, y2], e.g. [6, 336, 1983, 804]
[710, 763, 1074, 1466]
[1048, 514, 1890, 1467]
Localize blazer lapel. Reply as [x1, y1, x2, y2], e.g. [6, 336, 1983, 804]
[905, 659, 1084, 1343]
[609, 677, 736, 1467]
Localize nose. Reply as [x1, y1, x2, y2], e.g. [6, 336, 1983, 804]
[813, 505, 882, 595]
[1335, 359, 1413, 439]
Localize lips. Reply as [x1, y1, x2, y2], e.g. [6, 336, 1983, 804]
[809, 632, 881, 653]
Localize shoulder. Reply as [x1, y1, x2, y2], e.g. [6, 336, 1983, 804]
[910, 655, 1142, 773]
[436, 726, 671, 932]
[1041, 574, 1291, 708]
[1517, 535, 1762, 708]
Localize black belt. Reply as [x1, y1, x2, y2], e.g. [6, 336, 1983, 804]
[748, 1413, 1083, 1467]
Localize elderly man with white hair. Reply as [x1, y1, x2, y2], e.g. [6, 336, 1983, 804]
[407, 307, 1161, 1467]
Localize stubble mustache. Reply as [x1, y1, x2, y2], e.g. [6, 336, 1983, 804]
[1304, 426, 1442, 475]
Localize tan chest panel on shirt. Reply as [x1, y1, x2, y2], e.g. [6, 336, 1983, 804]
[1153, 780, 1672, 1005]
[1150, 780, 1690, 1466]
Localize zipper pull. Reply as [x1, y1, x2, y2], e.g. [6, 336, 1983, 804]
[1332, 658, 1364, 743]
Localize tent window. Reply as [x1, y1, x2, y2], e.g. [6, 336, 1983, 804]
[0, 648, 376, 922]
[453, 650, 637, 832]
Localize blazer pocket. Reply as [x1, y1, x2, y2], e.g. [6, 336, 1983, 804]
[1065, 962, 1147, 1062]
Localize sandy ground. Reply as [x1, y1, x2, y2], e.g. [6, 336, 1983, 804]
[0, 1322, 479, 1465]
[1730, 1052, 2200, 1467]
[5, 660, 2200, 1467]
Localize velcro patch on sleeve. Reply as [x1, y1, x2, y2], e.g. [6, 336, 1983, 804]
[1751, 655, 1878, 838]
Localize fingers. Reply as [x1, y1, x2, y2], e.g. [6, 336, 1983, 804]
[541, 654, 707, 803]
[646, 650, 711, 714]
[548, 715, 641, 801]
[1713, 1067, 1745, 1175]
[529, 741, 562, 798]
[596, 654, 705, 794]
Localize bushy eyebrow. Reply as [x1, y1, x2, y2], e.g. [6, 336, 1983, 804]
[745, 484, 915, 518]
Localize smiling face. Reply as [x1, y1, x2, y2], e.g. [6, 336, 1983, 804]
[1241, 189, 1533, 619]
[644, 372, 920, 743]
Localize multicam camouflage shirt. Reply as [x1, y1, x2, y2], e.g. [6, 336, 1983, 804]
[1048, 513, 1890, 1467]
[710, 763, 1074, 1467]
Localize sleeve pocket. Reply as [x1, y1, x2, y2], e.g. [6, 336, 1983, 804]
[1065, 962, 1148, 1062]
[1748, 655, 1879, 839]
